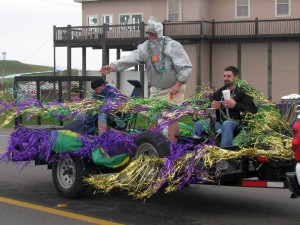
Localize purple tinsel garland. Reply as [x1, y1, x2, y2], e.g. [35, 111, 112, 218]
[92, 131, 137, 157]
[2, 126, 55, 163]
[1, 127, 139, 164]
[0, 94, 217, 196]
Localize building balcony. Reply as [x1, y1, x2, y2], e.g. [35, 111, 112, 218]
[53, 18, 300, 49]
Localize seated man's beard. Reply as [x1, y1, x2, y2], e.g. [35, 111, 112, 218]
[224, 81, 234, 87]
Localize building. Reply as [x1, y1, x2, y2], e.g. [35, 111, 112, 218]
[54, 0, 300, 102]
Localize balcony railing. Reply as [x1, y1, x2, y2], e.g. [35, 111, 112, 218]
[53, 18, 300, 46]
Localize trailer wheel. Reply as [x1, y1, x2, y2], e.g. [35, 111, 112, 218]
[134, 132, 170, 181]
[135, 132, 170, 158]
[52, 157, 88, 199]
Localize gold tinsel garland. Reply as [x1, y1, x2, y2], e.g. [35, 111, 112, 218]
[86, 144, 293, 199]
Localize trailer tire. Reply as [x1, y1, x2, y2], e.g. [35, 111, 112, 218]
[52, 156, 88, 199]
[135, 132, 170, 158]
[134, 132, 170, 181]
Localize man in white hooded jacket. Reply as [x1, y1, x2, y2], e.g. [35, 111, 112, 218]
[100, 16, 192, 142]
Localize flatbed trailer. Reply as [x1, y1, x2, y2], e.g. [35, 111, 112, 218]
[2, 75, 294, 199]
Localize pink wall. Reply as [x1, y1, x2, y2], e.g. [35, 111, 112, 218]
[210, 0, 235, 21]
[184, 44, 197, 98]
[182, 0, 211, 21]
[212, 43, 237, 89]
[76, 0, 300, 101]
[272, 42, 299, 102]
[241, 43, 268, 99]
[81, 0, 300, 23]
[82, 0, 167, 25]
[210, 0, 300, 21]
[200, 40, 211, 84]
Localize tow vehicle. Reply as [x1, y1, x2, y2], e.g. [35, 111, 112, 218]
[286, 107, 300, 198]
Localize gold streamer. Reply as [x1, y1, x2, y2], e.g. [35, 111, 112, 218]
[85, 145, 293, 199]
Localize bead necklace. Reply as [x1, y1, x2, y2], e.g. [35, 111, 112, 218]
[147, 37, 167, 91]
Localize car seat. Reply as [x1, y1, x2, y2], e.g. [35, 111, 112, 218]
[127, 80, 143, 97]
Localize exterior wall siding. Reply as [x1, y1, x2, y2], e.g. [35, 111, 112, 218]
[241, 43, 269, 99]
[182, 0, 210, 21]
[200, 40, 211, 84]
[82, 0, 166, 26]
[186, 41, 299, 102]
[72, 0, 300, 102]
[183, 44, 197, 98]
[212, 43, 237, 89]
[272, 42, 299, 101]
[210, 0, 300, 21]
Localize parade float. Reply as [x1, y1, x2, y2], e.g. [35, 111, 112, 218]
[0, 76, 295, 199]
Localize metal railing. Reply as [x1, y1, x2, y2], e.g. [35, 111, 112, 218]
[14, 76, 100, 126]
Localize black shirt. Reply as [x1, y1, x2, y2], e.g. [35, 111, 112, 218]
[212, 85, 257, 123]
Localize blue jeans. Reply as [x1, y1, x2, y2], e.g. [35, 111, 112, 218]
[193, 119, 240, 148]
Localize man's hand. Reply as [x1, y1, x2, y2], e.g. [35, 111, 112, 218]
[170, 81, 183, 95]
[211, 100, 221, 109]
[100, 65, 114, 75]
[223, 99, 236, 108]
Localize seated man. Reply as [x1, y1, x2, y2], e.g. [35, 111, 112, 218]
[193, 66, 257, 148]
[91, 77, 128, 134]
[64, 77, 127, 135]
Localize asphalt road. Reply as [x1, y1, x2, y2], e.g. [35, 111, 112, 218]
[1, 128, 300, 225]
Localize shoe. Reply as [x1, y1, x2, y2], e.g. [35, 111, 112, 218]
[192, 135, 201, 139]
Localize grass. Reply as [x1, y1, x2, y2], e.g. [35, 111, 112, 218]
[0, 60, 53, 76]
[0, 60, 78, 77]
[0, 60, 78, 88]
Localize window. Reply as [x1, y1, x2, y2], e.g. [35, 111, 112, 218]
[119, 14, 142, 31]
[102, 15, 113, 31]
[87, 15, 98, 32]
[132, 15, 142, 30]
[88, 16, 98, 26]
[276, 0, 290, 17]
[168, 0, 182, 21]
[120, 15, 131, 31]
[236, 0, 250, 18]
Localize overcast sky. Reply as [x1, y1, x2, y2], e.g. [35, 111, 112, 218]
[0, 0, 105, 70]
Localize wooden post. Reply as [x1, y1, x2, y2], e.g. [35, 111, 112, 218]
[67, 25, 72, 77]
[82, 47, 86, 98]
[255, 18, 259, 36]
[53, 26, 56, 77]
[116, 48, 121, 89]
[82, 47, 86, 77]
[139, 21, 145, 96]
[212, 19, 215, 37]
[237, 42, 241, 79]
[196, 41, 201, 86]
[209, 41, 213, 83]
[268, 42, 272, 100]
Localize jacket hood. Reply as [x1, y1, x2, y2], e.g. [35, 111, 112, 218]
[146, 16, 163, 39]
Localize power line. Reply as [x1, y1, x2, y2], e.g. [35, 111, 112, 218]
[21, 37, 52, 62]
